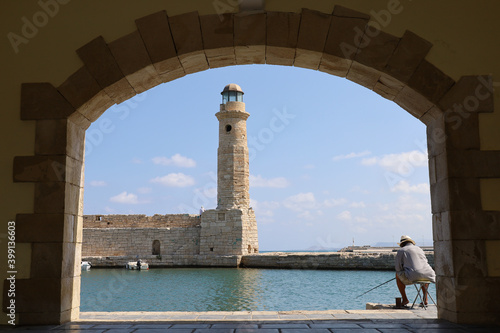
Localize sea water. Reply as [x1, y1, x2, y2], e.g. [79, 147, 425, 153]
[80, 268, 436, 312]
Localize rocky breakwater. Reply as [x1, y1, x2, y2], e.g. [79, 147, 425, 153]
[240, 251, 434, 270]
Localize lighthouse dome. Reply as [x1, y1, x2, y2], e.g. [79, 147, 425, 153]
[221, 83, 244, 103]
[222, 83, 244, 94]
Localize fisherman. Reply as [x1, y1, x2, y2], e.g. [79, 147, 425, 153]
[395, 235, 435, 307]
[136, 258, 142, 271]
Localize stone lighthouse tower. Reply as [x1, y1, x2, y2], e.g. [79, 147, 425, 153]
[199, 84, 259, 258]
[216, 83, 250, 209]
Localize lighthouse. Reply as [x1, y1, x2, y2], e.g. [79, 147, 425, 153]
[199, 84, 259, 257]
[216, 83, 250, 209]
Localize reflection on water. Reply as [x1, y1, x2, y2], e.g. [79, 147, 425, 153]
[80, 268, 436, 312]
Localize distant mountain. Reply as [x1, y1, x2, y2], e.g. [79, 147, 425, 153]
[372, 241, 433, 247]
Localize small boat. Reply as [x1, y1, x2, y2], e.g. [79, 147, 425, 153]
[126, 261, 149, 270]
[81, 261, 92, 271]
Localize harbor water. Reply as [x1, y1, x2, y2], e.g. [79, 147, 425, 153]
[80, 268, 436, 312]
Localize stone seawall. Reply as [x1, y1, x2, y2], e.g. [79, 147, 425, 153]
[83, 251, 434, 270]
[83, 254, 241, 268]
[240, 252, 435, 270]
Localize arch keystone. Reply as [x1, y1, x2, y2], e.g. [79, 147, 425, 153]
[136, 11, 185, 81]
[295, 8, 331, 69]
[266, 12, 300, 66]
[234, 12, 266, 64]
[200, 13, 236, 68]
[319, 6, 370, 77]
[169, 11, 209, 74]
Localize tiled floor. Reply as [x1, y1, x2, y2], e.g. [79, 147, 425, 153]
[1, 308, 498, 332]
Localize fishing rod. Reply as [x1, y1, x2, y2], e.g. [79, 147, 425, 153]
[355, 277, 396, 299]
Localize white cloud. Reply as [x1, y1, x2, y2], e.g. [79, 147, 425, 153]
[251, 199, 280, 217]
[350, 201, 366, 208]
[323, 198, 348, 207]
[371, 195, 430, 230]
[150, 173, 195, 187]
[337, 210, 352, 221]
[396, 195, 430, 213]
[152, 154, 196, 168]
[137, 187, 152, 194]
[195, 186, 217, 199]
[348, 224, 368, 233]
[110, 191, 139, 204]
[303, 164, 315, 169]
[283, 192, 317, 211]
[298, 211, 315, 220]
[131, 157, 143, 164]
[333, 151, 371, 161]
[89, 180, 107, 187]
[350, 186, 370, 194]
[391, 180, 429, 194]
[250, 174, 290, 188]
[361, 150, 427, 175]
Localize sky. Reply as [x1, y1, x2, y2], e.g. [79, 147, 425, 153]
[83, 65, 433, 251]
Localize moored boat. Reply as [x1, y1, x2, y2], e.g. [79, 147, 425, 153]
[125, 260, 149, 270]
[81, 261, 92, 270]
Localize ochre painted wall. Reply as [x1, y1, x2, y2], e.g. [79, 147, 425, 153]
[1, 0, 499, 325]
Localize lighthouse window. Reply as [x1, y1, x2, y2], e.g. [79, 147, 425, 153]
[225, 125, 232, 132]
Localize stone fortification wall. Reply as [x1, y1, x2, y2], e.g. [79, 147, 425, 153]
[240, 252, 435, 270]
[82, 251, 434, 270]
[199, 208, 258, 255]
[82, 227, 200, 257]
[83, 214, 201, 228]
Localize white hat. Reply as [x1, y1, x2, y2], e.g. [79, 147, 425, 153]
[398, 235, 416, 246]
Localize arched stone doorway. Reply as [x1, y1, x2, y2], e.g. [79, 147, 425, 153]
[152, 240, 161, 256]
[11, 6, 499, 325]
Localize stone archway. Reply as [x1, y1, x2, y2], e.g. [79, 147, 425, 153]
[11, 6, 499, 325]
[152, 240, 161, 256]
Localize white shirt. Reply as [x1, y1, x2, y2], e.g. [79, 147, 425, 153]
[395, 243, 436, 283]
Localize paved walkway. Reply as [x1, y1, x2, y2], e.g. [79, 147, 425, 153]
[2, 308, 498, 332]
